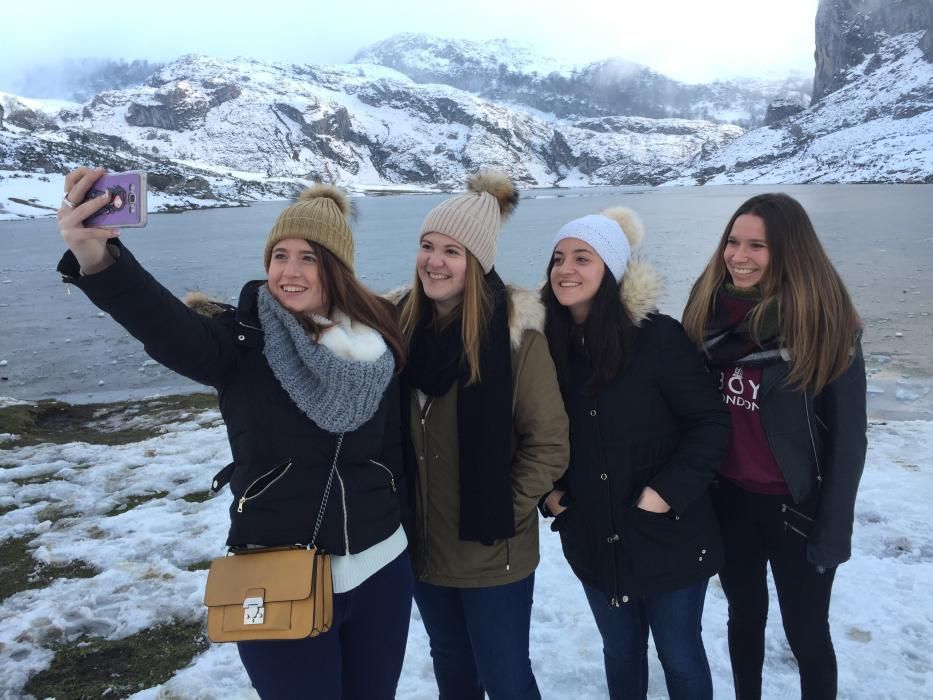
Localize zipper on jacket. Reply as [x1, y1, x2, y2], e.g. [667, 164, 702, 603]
[237, 459, 292, 513]
[784, 521, 809, 538]
[369, 458, 396, 492]
[803, 391, 823, 485]
[237, 318, 262, 332]
[505, 538, 511, 572]
[781, 503, 814, 521]
[335, 465, 350, 552]
[592, 401, 623, 607]
[417, 397, 434, 577]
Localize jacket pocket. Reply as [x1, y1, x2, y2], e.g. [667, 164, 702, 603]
[781, 502, 815, 539]
[553, 507, 594, 577]
[368, 458, 397, 493]
[624, 506, 687, 581]
[236, 458, 292, 514]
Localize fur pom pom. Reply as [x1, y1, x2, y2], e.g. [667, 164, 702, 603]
[602, 207, 644, 249]
[296, 183, 353, 219]
[467, 170, 519, 219]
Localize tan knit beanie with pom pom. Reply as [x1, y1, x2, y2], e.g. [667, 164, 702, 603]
[419, 170, 519, 273]
[263, 183, 355, 271]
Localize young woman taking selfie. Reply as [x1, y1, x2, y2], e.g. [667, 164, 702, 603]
[56, 167, 412, 700]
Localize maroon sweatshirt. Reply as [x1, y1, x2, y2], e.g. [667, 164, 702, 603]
[715, 293, 790, 495]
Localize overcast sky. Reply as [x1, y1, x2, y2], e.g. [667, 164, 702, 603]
[2, 0, 819, 94]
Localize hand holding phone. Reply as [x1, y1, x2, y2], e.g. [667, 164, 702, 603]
[82, 171, 148, 228]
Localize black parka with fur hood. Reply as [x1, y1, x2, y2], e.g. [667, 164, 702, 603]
[548, 221, 731, 605]
[57, 241, 406, 555]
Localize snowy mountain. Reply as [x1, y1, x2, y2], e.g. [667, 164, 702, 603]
[814, 0, 933, 101]
[354, 33, 811, 127]
[2, 6, 931, 218]
[675, 11, 933, 185]
[0, 53, 742, 218]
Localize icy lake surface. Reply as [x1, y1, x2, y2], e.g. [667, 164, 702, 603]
[2, 183, 931, 417]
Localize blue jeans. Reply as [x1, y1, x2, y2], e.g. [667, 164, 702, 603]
[583, 579, 712, 700]
[237, 551, 413, 700]
[413, 574, 540, 700]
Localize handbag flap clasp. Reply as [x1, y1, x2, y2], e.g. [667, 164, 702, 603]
[243, 594, 265, 625]
[203, 548, 316, 606]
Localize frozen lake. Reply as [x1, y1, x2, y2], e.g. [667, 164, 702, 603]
[1, 183, 931, 415]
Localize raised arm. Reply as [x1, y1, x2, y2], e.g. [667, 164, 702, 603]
[57, 168, 238, 388]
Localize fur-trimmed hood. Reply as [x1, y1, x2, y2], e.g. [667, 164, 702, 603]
[385, 285, 544, 351]
[620, 256, 662, 326]
[183, 290, 231, 318]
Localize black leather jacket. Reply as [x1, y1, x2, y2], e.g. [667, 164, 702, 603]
[756, 339, 867, 568]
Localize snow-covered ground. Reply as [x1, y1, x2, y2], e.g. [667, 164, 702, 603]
[1, 407, 931, 698]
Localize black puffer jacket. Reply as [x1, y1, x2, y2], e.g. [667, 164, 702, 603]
[553, 312, 731, 605]
[753, 341, 867, 569]
[58, 243, 406, 554]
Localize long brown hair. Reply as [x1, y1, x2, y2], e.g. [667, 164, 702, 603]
[292, 245, 407, 372]
[399, 251, 491, 385]
[682, 193, 860, 394]
[542, 260, 637, 397]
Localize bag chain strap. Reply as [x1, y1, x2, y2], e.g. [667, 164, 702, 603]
[310, 432, 344, 549]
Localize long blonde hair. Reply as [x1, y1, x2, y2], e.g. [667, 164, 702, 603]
[399, 252, 492, 385]
[682, 193, 860, 394]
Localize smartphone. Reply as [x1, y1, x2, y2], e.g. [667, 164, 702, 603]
[82, 171, 148, 228]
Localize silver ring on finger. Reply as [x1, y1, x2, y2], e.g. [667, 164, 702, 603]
[62, 194, 77, 209]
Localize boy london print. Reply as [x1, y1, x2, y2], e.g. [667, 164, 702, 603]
[719, 366, 762, 412]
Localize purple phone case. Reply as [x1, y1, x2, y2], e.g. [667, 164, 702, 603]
[83, 172, 147, 228]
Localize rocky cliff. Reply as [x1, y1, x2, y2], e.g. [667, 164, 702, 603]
[676, 30, 933, 185]
[813, 0, 933, 101]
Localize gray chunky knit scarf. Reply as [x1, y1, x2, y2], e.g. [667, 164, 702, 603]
[257, 285, 395, 433]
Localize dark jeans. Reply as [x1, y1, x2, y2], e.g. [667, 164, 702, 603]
[715, 479, 838, 700]
[413, 573, 540, 700]
[582, 579, 712, 700]
[237, 551, 413, 700]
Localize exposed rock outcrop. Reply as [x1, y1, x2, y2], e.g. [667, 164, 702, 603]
[813, 0, 933, 101]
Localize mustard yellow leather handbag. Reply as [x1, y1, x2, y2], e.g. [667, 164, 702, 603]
[203, 435, 343, 642]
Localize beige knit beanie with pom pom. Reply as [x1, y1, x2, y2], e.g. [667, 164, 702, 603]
[420, 170, 519, 273]
[264, 183, 356, 272]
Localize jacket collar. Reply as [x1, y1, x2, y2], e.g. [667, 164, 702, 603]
[236, 280, 265, 332]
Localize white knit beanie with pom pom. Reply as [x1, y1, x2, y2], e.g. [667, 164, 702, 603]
[264, 183, 356, 271]
[552, 206, 645, 282]
[420, 170, 519, 273]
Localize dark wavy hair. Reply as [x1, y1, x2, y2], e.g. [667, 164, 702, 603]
[542, 261, 637, 397]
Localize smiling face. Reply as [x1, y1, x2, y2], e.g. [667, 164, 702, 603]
[266, 238, 328, 316]
[416, 231, 468, 318]
[724, 214, 771, 289]
[550, 237, 607, 324]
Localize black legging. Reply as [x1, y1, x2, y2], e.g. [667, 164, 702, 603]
[714, 479, 838, 700]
